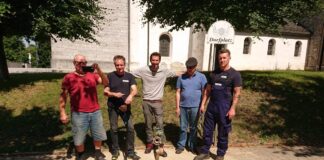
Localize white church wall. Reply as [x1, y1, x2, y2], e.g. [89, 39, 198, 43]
[51, 0, 129, 72]
[202, 34, 308, 71]
[230, 35, 308, 70]
[129, 1, 190, 71]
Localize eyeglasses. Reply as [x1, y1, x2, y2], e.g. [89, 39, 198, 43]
[74, 61, 87, 65]
[186, 66, 195, 69]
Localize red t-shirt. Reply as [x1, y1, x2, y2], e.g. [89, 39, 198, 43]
[62, 72, 100, 112]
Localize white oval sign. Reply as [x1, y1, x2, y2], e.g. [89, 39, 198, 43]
[207, 20, 235, 44]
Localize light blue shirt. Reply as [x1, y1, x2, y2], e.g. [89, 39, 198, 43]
[176, 71, 207, 107]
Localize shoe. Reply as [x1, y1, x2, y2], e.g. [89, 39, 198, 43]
[160, 150, 167, 157]
[193, 153, 210, 160]
[76, 155, 86, 160]
[95, 150, 106, 160]
[76, 152, 86, 160]
[215, 155, 224, 160]
[144, 143, 153, 154]
[111, 151, 119, 160]
[175, 148, 184, 154]
[127, 152, 141, 160]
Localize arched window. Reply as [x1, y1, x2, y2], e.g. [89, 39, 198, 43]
[243, 37, 252, 54]
[294, 41, 302, 57]
[267, 39, 276, 55]
[159, 34, 171, 57]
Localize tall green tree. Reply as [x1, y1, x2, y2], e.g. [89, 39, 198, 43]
[138, 0, 323, 32]
[3, 35, 26, 62]
[0, 0, 105, 81]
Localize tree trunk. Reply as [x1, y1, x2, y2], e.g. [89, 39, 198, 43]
[0, 33, 10, 81]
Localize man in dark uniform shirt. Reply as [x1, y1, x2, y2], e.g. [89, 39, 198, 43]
[104, 55, 140, 160]
[194, 48, 242, 160]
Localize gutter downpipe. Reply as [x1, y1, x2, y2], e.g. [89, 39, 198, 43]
[128, 0, 131, 71]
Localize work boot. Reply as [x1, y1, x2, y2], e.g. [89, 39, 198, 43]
[127, 152, 141, 160]
[76, 152, 86, 160]
[193, 153, 210, 160]
[94, 149, 106, 160]
[111, 150, 119, 160]
[175, 147, 184, 154]
[144, 143, 153, 154]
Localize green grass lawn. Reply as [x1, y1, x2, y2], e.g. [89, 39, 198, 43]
[0, 71, 323, 153]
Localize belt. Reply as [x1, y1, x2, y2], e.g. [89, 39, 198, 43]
[143, 99, 163, 103]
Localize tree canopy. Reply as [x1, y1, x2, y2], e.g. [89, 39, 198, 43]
[0, 0, 105, 81]
[138, 0, 323, 33]
[3, 36, 26, 62]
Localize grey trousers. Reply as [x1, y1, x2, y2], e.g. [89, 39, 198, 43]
[142, 100, 166, 144]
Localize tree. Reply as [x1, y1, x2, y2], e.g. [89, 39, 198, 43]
[138, 0, 323, 33]
[3, 35, 26, 62]
[0, 0, 105, 81]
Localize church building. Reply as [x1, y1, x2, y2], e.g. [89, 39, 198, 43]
[50, 0, 323, 72]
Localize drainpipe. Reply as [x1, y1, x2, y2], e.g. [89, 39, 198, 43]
[147, 21, 150, 66]
[127, 0, 131, 71]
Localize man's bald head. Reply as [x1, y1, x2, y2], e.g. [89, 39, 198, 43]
[74, 54, 86, 62]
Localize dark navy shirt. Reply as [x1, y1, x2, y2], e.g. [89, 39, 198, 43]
[107, 71, 136, 107]
[208, 67, 242, 103]
[176, 71, 207, 107]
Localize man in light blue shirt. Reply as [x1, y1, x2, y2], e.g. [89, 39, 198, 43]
[175, 57, 207, 154]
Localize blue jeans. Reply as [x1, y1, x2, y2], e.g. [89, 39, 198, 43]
[72, 110, 107, 146]
[177, 107, 199, 150]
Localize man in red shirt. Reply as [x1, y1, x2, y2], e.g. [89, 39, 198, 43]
[59, 54, 108, 160]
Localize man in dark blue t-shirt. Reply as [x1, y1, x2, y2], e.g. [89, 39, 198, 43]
[104, 55, 140, 160]
[194, 49, 242, 160]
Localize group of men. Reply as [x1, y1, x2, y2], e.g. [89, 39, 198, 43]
[59, 48, 242, 160]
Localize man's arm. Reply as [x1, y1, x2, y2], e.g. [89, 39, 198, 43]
[125, 84, 137, 105]
[226, 86, 241, 119]
[175, 88, 181, 117]
[59, 88, 69, 124]
[103, 87, 125, 98]
[92, 63, 108, 86]
[130, 68, 142, 78]
[199, 84, 211, 113]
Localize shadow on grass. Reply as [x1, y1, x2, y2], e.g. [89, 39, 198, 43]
[241, 71, 324, 147]
[0, 73, 65, 91]
[0, 106, 70, 154]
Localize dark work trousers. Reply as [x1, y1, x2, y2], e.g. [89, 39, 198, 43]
[200, 84, 232, 156]
[108, 106, 135, 155]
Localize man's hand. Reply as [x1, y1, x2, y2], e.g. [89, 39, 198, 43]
[92, 63, 99, 72]
[125, 95, 133, 105]
[176, 107, 180, 117]
[119, 104, 127, 112]
[226, 108, 236, 120]
[60, 112, 69, 124]
[199, 105, 205, 113]
[114, 92, 125, 98]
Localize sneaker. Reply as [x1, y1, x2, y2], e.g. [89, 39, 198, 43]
[215, 155, 224, 160]
[111, 151, 119, 160]
[76, 152, 86, 160]
[175, 148, 184, 154]
[95, 150, 106, 160]
[193, 153, 210, 160]
[160, 150, 167, 157]
[127, 152, 141, 160]
[144, 143, 153, 154]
